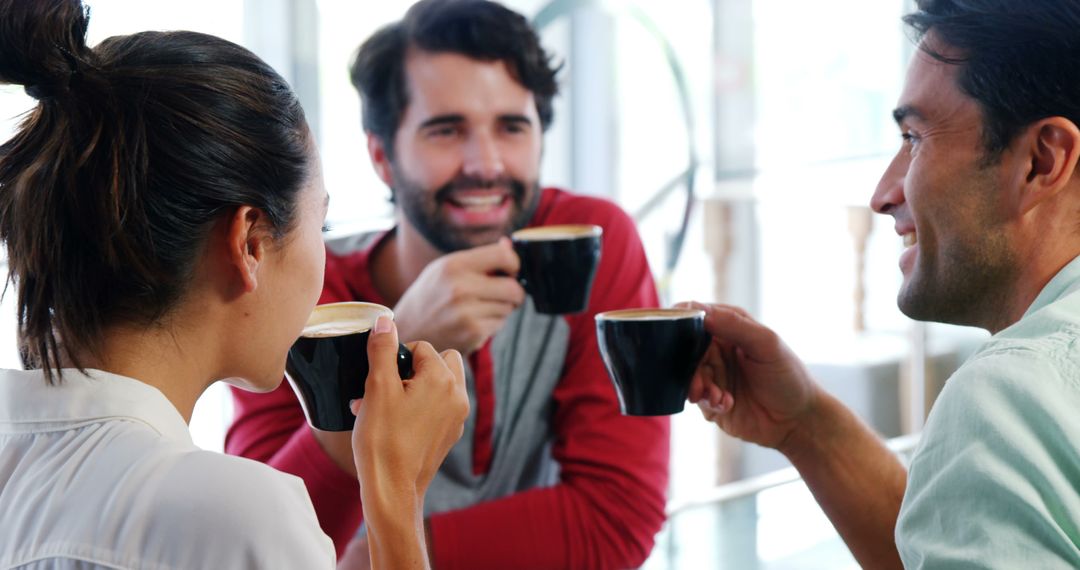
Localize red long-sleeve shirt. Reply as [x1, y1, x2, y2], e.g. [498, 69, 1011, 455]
[227, 188, 669, 569]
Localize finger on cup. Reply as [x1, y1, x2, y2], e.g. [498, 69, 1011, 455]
[365, 316, 400, 393]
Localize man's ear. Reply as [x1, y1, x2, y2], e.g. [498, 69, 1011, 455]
[1019, 116, 1080, 213]
[367, 133, 395, 188]
[225, 206, 270, 294]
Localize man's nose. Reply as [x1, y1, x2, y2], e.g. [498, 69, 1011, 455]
[462, 132, 505, 180]
[871, 152, 908, 214]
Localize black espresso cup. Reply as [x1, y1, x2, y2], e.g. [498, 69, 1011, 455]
[596, 308, 710, 416]
[285, 302, 414, 432]
[511, 224, 602, 315]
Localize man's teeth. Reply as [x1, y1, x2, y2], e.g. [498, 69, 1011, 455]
[453, 195, 504, 209]
[903, 233, 917, 247]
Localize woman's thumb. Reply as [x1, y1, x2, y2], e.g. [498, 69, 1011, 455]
[366, 316, 401, 389]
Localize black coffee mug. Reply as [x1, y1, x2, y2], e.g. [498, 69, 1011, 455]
[285, 302, 413, 432]
[596, 308, 710, 416]
[512, 224, 602, 315]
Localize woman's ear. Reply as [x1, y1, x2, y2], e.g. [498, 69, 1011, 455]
[225, 206, 270, 293]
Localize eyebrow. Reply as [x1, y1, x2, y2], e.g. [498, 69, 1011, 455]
[892, 105, 925, 125]
[416, 113, 535, 130]
[418, 114, 465, 130]
[499, 114, 533, 127]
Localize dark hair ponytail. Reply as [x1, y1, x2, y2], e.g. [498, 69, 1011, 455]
[0, 0, 312, 383]
[0, 0, 91, 101]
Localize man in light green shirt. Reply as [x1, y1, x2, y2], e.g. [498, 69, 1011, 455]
[896, 257, 1080, 568]
[685, 0, 1080, 568]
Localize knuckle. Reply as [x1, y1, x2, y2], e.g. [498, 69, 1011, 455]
[415, 341, 435, 356]
[448, 284, 469, 304]
[442, 349, 463, 367]
[464, 320, 484, 339]
[505, 250, 521, 271]
[440, 255, 461, 273]
[509, 282, 526, 303]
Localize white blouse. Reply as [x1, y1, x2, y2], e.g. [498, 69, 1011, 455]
[0, 368, 335, 569]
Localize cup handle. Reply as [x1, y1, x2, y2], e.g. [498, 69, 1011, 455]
[397, 343, 414, 380]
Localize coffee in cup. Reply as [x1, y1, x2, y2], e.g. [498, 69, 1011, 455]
[285, 302, 413, 431]
[511, 224, 602, 315]
[595, 308, 709, 416]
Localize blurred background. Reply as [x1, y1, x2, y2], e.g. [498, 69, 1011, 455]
[0, 0, 990, 567]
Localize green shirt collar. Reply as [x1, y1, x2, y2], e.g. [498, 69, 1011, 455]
[1022, 254, 1080, 320]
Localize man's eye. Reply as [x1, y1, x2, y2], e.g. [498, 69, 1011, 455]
[428, 126, 459, 138]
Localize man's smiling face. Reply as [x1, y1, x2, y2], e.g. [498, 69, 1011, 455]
[383, 50, 543, 253]
[871, 37, 1020, 327]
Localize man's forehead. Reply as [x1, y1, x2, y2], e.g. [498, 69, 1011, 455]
[895, 40, 969, 124]
[401, 49, 537, 115]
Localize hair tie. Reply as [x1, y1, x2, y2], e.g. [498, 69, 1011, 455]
[24, 84, 57, 101]
[24, 45, 83, 101]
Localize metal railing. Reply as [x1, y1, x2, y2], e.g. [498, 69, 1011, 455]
[666, 432, 921, 517]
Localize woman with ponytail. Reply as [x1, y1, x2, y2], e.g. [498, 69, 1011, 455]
[0, 1, 469, 568]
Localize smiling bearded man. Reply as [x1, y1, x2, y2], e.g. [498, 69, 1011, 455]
[224, 1, 671, 570]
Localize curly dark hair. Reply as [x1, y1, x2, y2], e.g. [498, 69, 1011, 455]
[349, 0, 561, 159]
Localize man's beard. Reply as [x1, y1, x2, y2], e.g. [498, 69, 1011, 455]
[392, 166, 541, 253]
[896, 232, 1017, 329]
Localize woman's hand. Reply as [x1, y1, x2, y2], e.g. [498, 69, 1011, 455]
[350, 316, 469, 569]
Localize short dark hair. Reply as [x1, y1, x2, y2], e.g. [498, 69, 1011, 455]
[0, 0, 311, 382]
[349, 0, 561, 158]
[904, 0, 1080, 157]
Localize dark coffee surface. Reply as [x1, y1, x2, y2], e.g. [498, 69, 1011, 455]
[597, 313, 708, 416]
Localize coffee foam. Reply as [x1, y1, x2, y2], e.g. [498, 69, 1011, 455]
[302, 319, 373, 337]
[595, 308, 705, 322]
[512, 224, 602, 241]
[301, 302, 393, 338]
